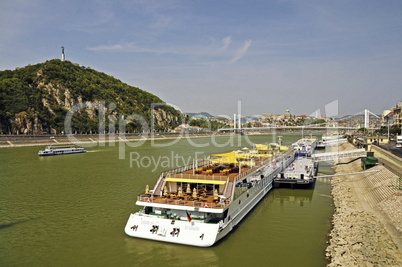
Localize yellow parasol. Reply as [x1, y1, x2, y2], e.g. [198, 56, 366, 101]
[214, 188, 219, 201]
[209, 152, 238, 164]
[145, 184, 149, 194]
[163, 185, 168, 196]
[186, 184, 191, 194]
[192, 187, 197, 199]
[178, 186, 182, 197]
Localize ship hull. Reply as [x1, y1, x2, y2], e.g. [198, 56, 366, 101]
[215, 174, 275, 243]
[38, 150, 86, 156]
[124, 213, 220, 247]
[273, 178, 316, 189]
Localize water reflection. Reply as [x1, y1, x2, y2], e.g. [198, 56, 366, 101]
[124, 237, 219, 266]
[274, 188, 314, 207]
[0, 217, 41, 230]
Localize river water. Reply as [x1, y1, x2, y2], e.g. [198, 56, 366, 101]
[0, 134, 333, 266]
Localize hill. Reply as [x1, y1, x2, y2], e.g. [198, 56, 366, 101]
[0, 59, 181, 134]
[185, 112, 214, 118]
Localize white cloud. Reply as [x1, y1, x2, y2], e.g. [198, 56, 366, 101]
[88, 44, 125, 52]
[88, 43, 161, 53]
[230, 40, 252, 63]
[88, 37, 253, 65]
[221, 36, 232, 50]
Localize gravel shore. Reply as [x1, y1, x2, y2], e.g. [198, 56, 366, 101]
[326, 143, 402, 266]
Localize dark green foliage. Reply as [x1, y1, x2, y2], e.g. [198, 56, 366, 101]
[188, 118, 227, 131]
[357, 127, 368, 134]
[0, 59, 181, 134]
[379, 125, 401, 135]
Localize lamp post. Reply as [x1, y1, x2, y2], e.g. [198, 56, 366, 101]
[387, 117, 390, 139]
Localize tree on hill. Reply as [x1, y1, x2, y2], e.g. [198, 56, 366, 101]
[0, 59, 182, 134]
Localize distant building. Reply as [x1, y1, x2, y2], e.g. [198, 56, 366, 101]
[382, 101, 401, 127]
[259, 113, 272, 123]
[191, 126, 203, 132]
[173, 123, 203, 133]
[394, 102, 402, 127]
[296, 115, 309, 121]
[284, 109, 295, 121]
[364, 136, 389, 144]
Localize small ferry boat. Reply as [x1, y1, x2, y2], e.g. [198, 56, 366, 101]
[38, 146, 86, 156]
[124, 147, 294, 247]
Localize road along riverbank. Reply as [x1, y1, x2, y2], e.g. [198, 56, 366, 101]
[326, 142, 402, 266]
[371, 144, 402, 177]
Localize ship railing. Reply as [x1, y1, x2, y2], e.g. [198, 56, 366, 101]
[222, 177, 230, 196]
[232, 157, 271, 183]
[137, 194, 230, 209]
[164, 173, 228, 182]
[150, 160, 227, 197]
[152, 160, 210, 194]
[233, 149, 294, 184]
[152, 171, 167, 196]
[224, 181, 234, 199]
[164, 160, 209, 177]
[229, 178, 236, 201]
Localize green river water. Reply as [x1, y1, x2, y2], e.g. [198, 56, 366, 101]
[0, 134, 334, 266]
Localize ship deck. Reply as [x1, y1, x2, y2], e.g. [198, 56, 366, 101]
[137, 157, 272, 210]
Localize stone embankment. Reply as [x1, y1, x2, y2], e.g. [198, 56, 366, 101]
[326, 143, 402, 266]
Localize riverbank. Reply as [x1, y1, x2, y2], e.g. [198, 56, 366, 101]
[326, 142, 402, 266]
[0, 132, 234, 148]
[0, 130, 319, 148]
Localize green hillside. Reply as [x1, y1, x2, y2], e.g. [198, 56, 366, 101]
[0, 59, 181, 134]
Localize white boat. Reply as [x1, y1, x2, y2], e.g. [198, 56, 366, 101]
[291, 137, 317, 157]
[322, 133, 345, 142]
[124, 148, 294, 247]
[37, 146, 86, 156]
[273, 157, 318, 189]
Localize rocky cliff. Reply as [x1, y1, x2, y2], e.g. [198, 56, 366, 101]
[0, 59, 181, 134]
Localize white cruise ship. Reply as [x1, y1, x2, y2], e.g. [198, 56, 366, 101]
[38, 146, 86, 156]
[124, 147, 294, 247]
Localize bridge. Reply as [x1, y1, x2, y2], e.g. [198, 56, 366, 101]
[217, 108, 381, 133]
[311, 148, 367, 162]
[217, 125, 378, 133]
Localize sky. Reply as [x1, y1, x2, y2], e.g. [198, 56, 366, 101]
[1, 0, 402, 118]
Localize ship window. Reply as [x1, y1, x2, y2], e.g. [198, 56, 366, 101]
[223, 209, 229, 219]
[206, 184, 214, 191]
[145, 206, 152, 214]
